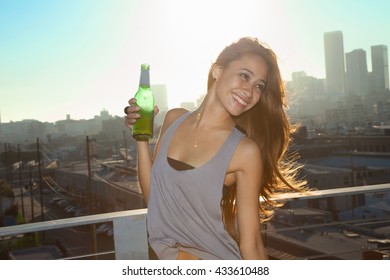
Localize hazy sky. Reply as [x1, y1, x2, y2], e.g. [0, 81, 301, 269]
[1, 0, 389, 123]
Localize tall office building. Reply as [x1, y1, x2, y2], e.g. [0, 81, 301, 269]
[151, 84, 168, 112]
[371, 45, 389, 93]
[345, 49, 368, 96]
[324, 31, 346, 96]
[151, 84, 168, 128]
[291, 71, 307, 93]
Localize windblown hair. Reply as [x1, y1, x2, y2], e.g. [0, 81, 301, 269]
[208, 37, 306, 243]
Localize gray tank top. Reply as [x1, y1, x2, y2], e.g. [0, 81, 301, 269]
[147, 111, 245, 260]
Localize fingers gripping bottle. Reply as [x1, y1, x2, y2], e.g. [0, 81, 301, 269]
[132, 64, 154, 141]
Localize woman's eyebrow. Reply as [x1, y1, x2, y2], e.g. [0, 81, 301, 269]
[241, 68, 267, 84]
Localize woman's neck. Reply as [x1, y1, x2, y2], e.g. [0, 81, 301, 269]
[192, 93, 235, 130]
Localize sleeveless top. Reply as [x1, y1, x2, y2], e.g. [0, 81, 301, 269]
[147, 111, 246, 260]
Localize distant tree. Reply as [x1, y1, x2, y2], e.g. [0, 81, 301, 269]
[0, 179, 14, 198]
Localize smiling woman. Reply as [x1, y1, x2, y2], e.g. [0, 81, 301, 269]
[211, 54, 267, 116]
[124, 37, 306, 260]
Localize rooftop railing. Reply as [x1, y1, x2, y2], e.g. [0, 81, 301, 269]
[1, 183, 389, 260]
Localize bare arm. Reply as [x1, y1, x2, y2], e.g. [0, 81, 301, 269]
[135, 141, 153, 204]
[124, 99, 155, 203]
[125, 99, 186, 204]
[234, 138, 268, 259]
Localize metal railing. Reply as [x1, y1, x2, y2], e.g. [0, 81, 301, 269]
[1, 183, 389, 260]
[0, 208, 148, 259]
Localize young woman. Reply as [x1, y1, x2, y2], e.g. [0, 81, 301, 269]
[124, 37, 305, 260]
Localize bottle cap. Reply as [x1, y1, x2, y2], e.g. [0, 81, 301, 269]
[141, 64, 150, 70]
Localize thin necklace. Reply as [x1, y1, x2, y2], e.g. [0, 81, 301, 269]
[194, 112, 201, 148]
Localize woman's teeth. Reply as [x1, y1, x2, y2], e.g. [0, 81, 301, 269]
[233, 93, 248, 106]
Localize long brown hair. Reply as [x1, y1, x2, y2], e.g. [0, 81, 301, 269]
[208, 37, 306, 243]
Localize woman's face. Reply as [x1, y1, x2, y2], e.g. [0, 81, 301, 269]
[214, 54, 268, 116]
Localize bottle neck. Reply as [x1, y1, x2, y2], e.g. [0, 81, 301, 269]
[139, 68, 150, 87]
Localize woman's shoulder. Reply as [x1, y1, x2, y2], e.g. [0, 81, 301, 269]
[160, 108, 189, 134]
[237, 135, 260, 153]
[165, 108, 188, 121]
[233, 136, 262, 169]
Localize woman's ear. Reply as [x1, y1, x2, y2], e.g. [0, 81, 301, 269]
[212, 65, 222, 81]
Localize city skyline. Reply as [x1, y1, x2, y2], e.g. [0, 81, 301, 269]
[1, 0, 390, 123]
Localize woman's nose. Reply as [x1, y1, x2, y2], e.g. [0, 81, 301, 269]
[242, 86, 253, 98]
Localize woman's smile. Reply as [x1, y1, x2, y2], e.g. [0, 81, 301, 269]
[232, 92, 248, 107]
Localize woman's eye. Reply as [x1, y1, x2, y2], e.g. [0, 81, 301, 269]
[256, 83, 265, 92]
[256, 84, 265, 93]
[240, 73, 249, 80]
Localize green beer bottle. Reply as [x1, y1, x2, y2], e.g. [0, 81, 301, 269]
[132, 64, 154, 141]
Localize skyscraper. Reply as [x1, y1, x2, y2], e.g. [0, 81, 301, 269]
[324, 31, 346, 96]
[151, 84, 169, 112]
[151, 84, 168, 128]
[371, 45, 389, 93]
[345, 49, 368, 96]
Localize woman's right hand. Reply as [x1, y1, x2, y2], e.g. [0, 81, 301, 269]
[124, 98, 140, 128]
[124, 98, 159, 128]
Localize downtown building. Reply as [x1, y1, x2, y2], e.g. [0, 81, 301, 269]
[288, 31, 390, 131]
[371, 45, 389, 94]
[324, 31, 346, 99]
[345, 49, 369, 96]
